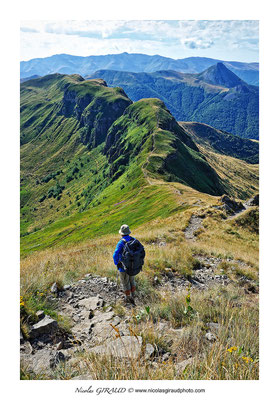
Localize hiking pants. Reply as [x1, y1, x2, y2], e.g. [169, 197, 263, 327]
[119, 271, 136, 296]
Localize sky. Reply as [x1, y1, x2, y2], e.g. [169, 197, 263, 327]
[20, 20, 259, 63]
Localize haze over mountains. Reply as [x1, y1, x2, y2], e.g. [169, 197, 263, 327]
[20, 52, 259, 86]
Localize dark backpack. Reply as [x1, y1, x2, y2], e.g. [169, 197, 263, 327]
[121, 238, 145, 276]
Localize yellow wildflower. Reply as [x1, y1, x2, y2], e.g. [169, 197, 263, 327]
[242, 356, 253, 363]
[227, 346, 237, 353]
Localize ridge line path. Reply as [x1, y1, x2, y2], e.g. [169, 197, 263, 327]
[185, 197, 256, 241]
[142, 107, 160, 186]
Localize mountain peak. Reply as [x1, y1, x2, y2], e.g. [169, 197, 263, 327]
[198, 62, 246, 88]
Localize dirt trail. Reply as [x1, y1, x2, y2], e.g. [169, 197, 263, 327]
[20, 249, 258, 379]
[20, 194, 259, 377]
[184, 215, 204, 240]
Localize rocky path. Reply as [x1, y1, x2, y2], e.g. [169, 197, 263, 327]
[20, 250, 258, 379]
[184, 194, 259, 240]
[184, 215, 204, 240]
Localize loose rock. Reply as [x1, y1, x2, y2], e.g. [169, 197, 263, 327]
[36, 310, 45, 320]
[78, 296, 104, 311]
[50, 282, 58, 294]
[145, 343, 155, 360]
[29, 316, 58, 339]
[205, 332, 217, 342]
[92, 336, 143, 359]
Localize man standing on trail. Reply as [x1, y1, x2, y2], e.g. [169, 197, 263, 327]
[113, 224, 137, 305]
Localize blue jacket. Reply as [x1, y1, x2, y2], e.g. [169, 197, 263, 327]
[113, 235, 134, 272]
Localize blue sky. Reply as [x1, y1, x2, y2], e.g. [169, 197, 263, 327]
[21, 20, 259, 62]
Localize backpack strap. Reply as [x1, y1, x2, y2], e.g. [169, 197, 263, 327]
[121, 237, 134, 243]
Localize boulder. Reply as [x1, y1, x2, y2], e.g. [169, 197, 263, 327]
[29, 316, 58, 339]
[49, 351, 66, 369]
[90, 322, 119, 344]
[112, 316, 121, 326]
[21, 348, 53, 374]
[92, 336, 143, 359]
[72, 319, 94, 338]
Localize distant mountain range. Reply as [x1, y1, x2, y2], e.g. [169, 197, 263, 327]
[89, 63, 259, 139]
[20, 52, 259, 86]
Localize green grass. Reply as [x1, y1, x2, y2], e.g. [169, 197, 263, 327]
[20, 171, 183, 255]
[20, 73, 259, 258]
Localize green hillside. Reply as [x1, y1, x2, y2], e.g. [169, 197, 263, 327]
[104, 98, 225, 195]
[179, 122, 259, 164]
[20, 74, 258, 255]
[20, 71, 259, 383]
[89, 66, 259, 139]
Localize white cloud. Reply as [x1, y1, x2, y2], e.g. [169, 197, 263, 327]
[181, 37, 214, 50]
[20, 20, 259, 62]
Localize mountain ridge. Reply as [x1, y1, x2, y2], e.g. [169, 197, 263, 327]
[20, 52, 259, 85]
[20, 73, 258, 254]
[89, 65, 259, 139]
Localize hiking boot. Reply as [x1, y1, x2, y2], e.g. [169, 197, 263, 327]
[129, 297, 136, 306]
[123, 296, 136, 307]
[123, 296, 132, 306]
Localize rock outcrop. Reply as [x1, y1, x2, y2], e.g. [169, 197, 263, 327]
[29, 316, 58, 340]
[60, 79, 132, 147]
[220, 195, 245, 214]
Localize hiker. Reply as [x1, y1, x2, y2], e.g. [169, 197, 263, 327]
[113, 224, 145, 305]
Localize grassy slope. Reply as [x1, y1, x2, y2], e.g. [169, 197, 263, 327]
[90, 69, 259, 139]
[106, 98, 225, 195]
[20, 75, 258, 257]
[20, 75, 259, 381]
[20, 74, 131, 237]
[179, 122, 259, 164]
[21, 197, 259, 380]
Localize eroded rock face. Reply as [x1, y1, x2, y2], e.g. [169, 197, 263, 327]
[60, 86, 132, 148]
